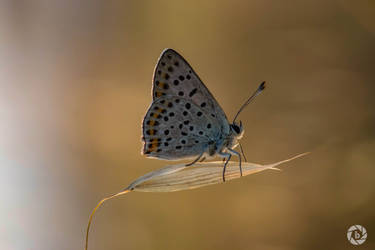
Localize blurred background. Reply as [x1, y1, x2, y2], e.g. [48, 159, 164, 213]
[1, 1, 374, 250]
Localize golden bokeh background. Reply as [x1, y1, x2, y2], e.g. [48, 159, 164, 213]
[1, 1, 374, 250]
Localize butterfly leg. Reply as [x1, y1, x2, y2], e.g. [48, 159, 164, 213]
[238, 142, 247, 162]
[186, 152, 204, 166]
[218, 152, 231, 182]
[228, 148, 242, 177]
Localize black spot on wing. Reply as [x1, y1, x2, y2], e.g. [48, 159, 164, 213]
[189, 88, 198, 97]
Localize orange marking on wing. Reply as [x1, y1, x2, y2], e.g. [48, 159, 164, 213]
[155, 91, 163, 97]
[148, 129, 155, 135]
[158, 82, 165, 88]
[152, 108, 165, 116]
[148, 138, 160, 152]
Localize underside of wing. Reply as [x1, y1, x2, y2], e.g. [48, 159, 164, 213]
[142, 96, 221, 160]
[151, 49, 230, 134]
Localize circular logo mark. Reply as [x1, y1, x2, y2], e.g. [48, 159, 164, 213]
[347, 225, 367, 245]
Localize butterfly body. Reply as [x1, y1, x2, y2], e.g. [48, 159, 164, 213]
[142, 49, 264, 181]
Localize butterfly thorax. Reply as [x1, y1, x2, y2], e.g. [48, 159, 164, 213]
[208, 124, 244, 156]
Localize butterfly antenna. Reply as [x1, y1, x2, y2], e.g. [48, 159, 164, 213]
[232, 81, 266, 123]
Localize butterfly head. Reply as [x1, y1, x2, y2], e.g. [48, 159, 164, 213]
[230, 121, 244, 139]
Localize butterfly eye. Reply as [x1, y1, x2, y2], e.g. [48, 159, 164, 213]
[231, 124, 241, 134]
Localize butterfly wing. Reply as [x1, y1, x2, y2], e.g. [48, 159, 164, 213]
[152, 49, 230, 134]
[142, 95, 223, 160]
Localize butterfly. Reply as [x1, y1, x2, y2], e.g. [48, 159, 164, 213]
[142, 49, 265, 181]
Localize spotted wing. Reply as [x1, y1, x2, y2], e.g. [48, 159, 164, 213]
[142, 96, 222, 160]
[152, 49, 230, 134]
